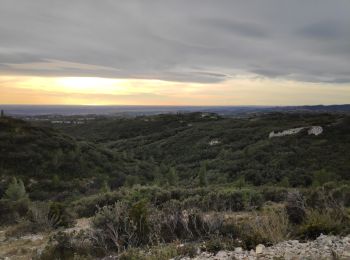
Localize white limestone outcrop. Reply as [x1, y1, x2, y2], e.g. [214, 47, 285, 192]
[269, 126, 323, 138]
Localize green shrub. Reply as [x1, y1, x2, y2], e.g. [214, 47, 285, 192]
[286, 190, 306, 224]
[261, 187, 288, 203]
[92, 202, 134, 252]
[129, 200, 153, 245]
[239, 207, 290, 249]
[49, 202, 76, 228]
[177, 243, 199, 258]
[332, 185, 350, 207]
[0, 197, 30, 225]
[4, 177, 27, 201]
[119, 244, 179, 260]
[28, 201, 62, 230]
[203, 237, 224, 254]
[71, 190, 125, 217]
[5, 220, 36, 238]
[39, 231, 102, 260]
[92, 200, 161, 252]
[298, 207, 349, 239]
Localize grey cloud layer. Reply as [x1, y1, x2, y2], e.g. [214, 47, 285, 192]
[0, 0, 349, 83]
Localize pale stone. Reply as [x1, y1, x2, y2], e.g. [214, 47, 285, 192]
[342, 246, 350, 258]
[215, 251, 228, 258]
[256, 244, 265, 254]
[234, 247, 243, 253]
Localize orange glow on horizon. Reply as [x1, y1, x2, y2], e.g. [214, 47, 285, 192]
[0, 75, 350, 106]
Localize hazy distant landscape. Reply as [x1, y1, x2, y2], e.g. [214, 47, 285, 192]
[2, 104, 350, 117]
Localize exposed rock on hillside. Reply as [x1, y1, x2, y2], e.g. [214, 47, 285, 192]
[308, 126, 323, 136]
[269, 126, 323, 138]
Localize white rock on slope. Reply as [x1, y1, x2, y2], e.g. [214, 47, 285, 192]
[269, 126, 323, 138]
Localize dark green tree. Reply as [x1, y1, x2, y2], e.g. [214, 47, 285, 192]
[51, 174, 60, 189]
[313, 169, 337, 186]
[4, 177, 27, 201]
[125, 175, 139, 187]
[167, 167, 178, 186]
[235, 176, 246, 190]
[153, 166, 163, 186]
[199, 164, 208, 187]
[100, 180, 111, 193]
[280, 176, 290, 187]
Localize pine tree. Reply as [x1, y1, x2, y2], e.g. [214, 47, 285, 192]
[199, 164, 208, 187]
[313, 169, 336, 186]
[100, 180, 111, 193]
[167, 167, 178, 186]
[280, 176, 290, 187]
[5, 177, 28, 201]
[52, 174, 60, 188]
[236, 176, 246, 190]
[153, 166, 162, 186]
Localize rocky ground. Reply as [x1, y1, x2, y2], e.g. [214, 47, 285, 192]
[0, 218, 90, 260]
[0, 231, 47, 260]
[1, 223, 350, 260]
[179, 235, 350, 260]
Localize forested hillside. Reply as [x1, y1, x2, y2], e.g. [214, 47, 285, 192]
[1, 112, 350, 200]
[54, 112, 350, 187]
[1, 112, 350, 259]
[0, 116, 156, 199]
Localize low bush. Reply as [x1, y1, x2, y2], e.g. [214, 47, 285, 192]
[91, 200, 226, 253]
[5, 201, 75, 238]
[177, 243, 199, 258]
[238, 207, 290, 249]
[203, 237, 224, 254]
[38, 231, 104, 260]
[48, 202, 76, 228]
[286, 190, 306, 224]
[118, 244, 179, 260]
[28, 201, 62, 230]
[92, 202, 137, 252]
[0, 198, 30, 225]
[5, 220, 37, 238]
[71, 186, 266, 218]
[298, 207, 350, 239]
[296, 187, 350, 239]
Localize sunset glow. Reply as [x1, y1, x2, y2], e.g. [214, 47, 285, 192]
[1, 75, 350, 106]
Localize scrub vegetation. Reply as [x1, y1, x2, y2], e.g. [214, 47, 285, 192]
[1, 112, 350, 259]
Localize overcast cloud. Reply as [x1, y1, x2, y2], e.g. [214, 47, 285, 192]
[1, 0, 350, 83]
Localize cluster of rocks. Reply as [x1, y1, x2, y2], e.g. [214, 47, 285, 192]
[180, 235, 350, 260]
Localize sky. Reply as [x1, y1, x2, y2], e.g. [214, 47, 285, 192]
[1, 0, 350, 105]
